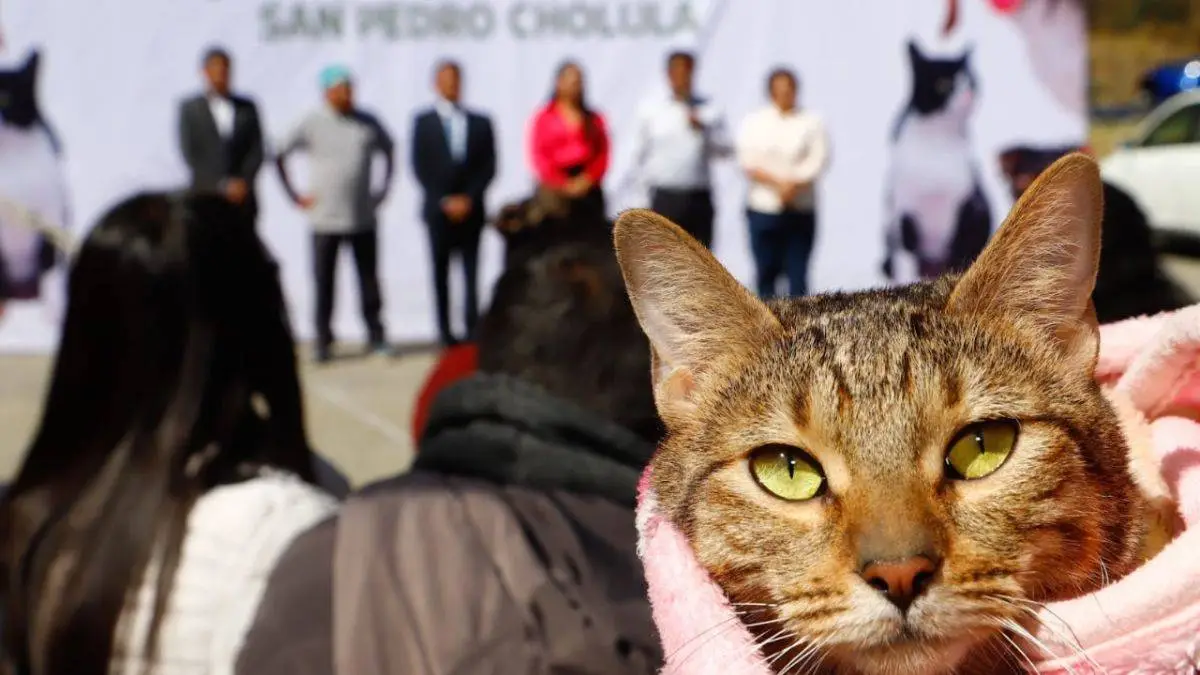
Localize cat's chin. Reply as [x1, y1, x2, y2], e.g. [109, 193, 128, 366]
[824, 635, 979, 675]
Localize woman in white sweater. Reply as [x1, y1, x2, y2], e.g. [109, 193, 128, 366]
[0, 192, 337, 675]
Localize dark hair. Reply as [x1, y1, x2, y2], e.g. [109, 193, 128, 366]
[0, 193, 317, 675]
[201, 46, 231, 68]
[548, 60, 601, 145]
[666, 50, 695, 69]
[766, 66, 798, 93]
[434, 58, 461, 78]
[476, 225, 661, 442]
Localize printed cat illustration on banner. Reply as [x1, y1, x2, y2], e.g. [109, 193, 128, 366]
[614, 153, 1176, 674]
[883, 40, 990, 283]
[0, 49, 70, 308]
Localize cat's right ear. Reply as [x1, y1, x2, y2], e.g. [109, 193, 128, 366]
[614, 209, 781, 420]
[948, 152, 1104, 371]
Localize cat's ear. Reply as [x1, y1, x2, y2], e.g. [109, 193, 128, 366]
[614, 209, 781, 420]
[22, 51, 40, 77]
[907, 39, 922, 63]
[948, 152, 1103, 369]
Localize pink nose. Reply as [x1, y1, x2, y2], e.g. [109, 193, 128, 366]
[861, 556, 939, 611]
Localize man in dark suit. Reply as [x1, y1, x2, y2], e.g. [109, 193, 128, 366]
[411, 60, 497, 346]
[178, 47, 265, 226]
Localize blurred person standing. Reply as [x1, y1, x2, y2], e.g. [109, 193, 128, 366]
[276, 65, 395, 363]
[736, 67, 829, 299]
[528, 61, 611, 222]
[633, 51, 730, 249]
[178, 47, 266, 225]
[236, 224, 663, 675]
[411, 60, 497, 347]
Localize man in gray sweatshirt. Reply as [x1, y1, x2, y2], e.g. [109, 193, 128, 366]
[276, 65, 395, 363]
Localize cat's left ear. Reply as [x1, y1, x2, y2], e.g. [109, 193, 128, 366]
[948, 152, 1103, 371]
[614, 209, 781, 421]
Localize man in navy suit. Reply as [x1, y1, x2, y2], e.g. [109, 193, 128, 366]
[178, 47, 265, 226]
[411, 60, 497, 347]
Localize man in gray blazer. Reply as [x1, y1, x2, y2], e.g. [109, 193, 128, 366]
[178, 47, 265, 226]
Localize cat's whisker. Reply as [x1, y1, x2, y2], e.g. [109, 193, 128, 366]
[789, 637, 830, 675]
[995, 624, 1040, 675]
[1003, 618, 1083, 675]
[730, 602, 780, 608]
[993, 594, 1104, 673]
[727, 626, 795, 669]
[777, 636, 826, 675]
[743, 616, 789, 630]
[669, 615, 788, 673]
[663, 615, 741, 672]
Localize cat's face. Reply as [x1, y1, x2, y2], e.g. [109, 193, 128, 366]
[615, 155, 1152, 674]
[907, 41, 974, 118]
[0, 51, 41, 129]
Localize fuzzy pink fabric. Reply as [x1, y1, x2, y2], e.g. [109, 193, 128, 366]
[636, 306, 1200, 674]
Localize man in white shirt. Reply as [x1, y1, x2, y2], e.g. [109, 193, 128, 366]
[633, 51, 730, 249]
[736, 67, 830, 299]
[177, 47, 265, 226]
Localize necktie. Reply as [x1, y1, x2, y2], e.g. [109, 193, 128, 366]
[442, 109, 464, 163]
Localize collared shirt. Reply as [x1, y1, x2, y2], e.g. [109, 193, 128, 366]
[207, 93, 235, 139]
[736, 105, 830, 213]
[634, 93, 729, 191]
[435, 97, 468, 164]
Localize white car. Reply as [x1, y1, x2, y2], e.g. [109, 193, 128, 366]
[1101, 90, 1200, 254]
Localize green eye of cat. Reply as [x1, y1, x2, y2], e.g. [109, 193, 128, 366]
[749, 446, 826, 501]
[945, 420, 1019, 480]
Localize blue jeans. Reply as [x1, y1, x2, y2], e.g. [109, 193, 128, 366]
[747, 208, 816, 299]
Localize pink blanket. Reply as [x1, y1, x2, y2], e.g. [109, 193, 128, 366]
[636, 306, 1200, 674]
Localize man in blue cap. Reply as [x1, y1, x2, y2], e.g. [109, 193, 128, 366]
[276, 65, 396, 363]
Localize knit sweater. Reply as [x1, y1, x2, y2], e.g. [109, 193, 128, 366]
[110, 471, 337, 675]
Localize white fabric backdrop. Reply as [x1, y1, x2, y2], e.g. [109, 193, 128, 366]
[0, 0, 1085, 352]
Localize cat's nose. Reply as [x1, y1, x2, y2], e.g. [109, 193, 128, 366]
[860, 555, 940, 612]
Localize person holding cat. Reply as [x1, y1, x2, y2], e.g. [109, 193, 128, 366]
[177, 47, 265, 226]
[736, 67, 829, 299]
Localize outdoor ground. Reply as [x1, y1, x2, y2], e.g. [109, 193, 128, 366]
[3, 258, 1200, 485]
[0, 346, 436, 487]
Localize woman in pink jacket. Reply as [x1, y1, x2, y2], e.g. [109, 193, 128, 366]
[527, 61, 611, 223]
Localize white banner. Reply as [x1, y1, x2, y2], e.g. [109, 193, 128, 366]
[0, 0, 1085, 352]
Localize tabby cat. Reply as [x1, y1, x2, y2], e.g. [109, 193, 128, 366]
[614, 154, 1167, 674]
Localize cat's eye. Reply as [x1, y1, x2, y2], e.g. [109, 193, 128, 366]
[944, 420, 1018, 480]
[749, 446, 826, 501]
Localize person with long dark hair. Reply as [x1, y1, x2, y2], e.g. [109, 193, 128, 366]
[527, 61, 611, 221]
[0, 193, 337, 675]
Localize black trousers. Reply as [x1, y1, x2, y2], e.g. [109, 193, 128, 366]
[747, 208, 816, 299]
[426, 215, 483, 345]
[312, 230, 385, 348]
[651, 188, 715, 248]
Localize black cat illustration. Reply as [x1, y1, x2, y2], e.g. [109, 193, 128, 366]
[0, 49, 69, 303]
[882, 40, 991, 282]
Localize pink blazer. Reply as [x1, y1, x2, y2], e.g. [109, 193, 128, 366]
[527, 104, 610, 189]
[637, 306, 1200, 674]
